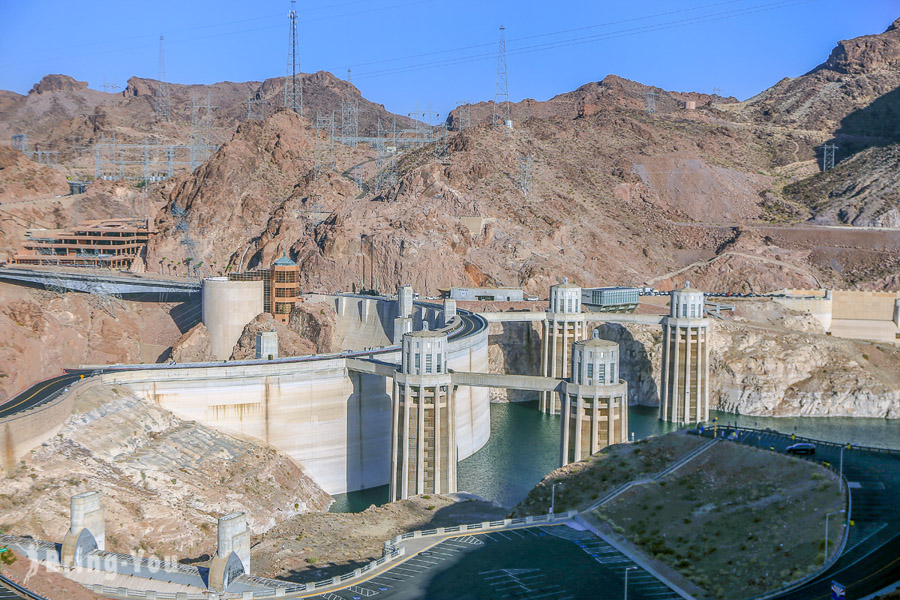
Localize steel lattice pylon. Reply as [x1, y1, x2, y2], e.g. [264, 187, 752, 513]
[492, 25, 511, 129]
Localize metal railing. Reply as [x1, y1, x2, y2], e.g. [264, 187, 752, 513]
[0, 574, 50, 600]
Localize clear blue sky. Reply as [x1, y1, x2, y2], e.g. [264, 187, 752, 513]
[0, 0, 896, 120]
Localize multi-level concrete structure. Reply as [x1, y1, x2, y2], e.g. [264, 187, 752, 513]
[390, 329, 456, 501]
[271, 254, 301, 324]
[228, 254, 301, 324]
[11, 218, 151, 269]
[540, 279, 588, 413]
[560, 335, 628, 466]
[660, 283, 710, 424]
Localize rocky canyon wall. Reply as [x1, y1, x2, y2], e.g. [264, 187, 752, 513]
[486, 306, 900, 418]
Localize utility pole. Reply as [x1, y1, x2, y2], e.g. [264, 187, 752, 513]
[645, 90, 656, 115]
[517, 154, 533, 197]
[284, 0, 303, 116]
[157, 35, 170, 121]
[247, 93, 266, 121]
[190, 92, 215, 170]
[493, 25, 511, 130]
[314, 111, 336, 179]
[408, 106, 439, 146]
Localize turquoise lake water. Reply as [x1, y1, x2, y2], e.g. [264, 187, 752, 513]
[329, 402, 899, 512]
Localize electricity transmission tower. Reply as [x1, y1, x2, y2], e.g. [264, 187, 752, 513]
[247, 93, 266, 120]
[456, 101, 472, 130]
[284, 0, 303, 116]
[157, 35, 170, 121]
[314, 111, 336, 179]
[821, 143, 838, 171]
[645, 90, 656, 114]
[408, 106, 438, 145]
[492, 25, 511, 129]
[517, 154, 533, 197]
[374, 118, 398, 194]
[190, 92, 215, 169]
[101, 77, 119, 93]
[712, 86, 722, 109]
[341, 99, 359, 146]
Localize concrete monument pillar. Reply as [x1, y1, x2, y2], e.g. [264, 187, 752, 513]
[208, 512, 251, 592]
[61, 491, 105, 567]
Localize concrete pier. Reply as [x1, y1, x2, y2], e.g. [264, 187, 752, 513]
[390, 330, 456, 501]
[660, 283, 710, 424]
[540, 280, 588, 414]
[560, 337, 629, 467]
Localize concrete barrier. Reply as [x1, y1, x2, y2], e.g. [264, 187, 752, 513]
[0, 377, 99, 470]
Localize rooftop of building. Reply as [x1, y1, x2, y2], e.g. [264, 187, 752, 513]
[575, 337, 618, 349]
[273, 253, 297, 267]
[406, 329, 446, 339]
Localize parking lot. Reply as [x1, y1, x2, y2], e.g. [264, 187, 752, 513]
[306, 524, 684, 600]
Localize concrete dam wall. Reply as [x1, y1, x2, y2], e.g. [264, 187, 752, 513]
[99, 297, 490, 496]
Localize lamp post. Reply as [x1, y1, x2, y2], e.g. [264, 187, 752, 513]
[625, 566, 637, 600]
[840, 444, 853, 480]
[825, 510, 845, 561]
[550, 482, 561, 515]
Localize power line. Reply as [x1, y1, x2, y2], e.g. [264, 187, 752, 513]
[350, 0, 817, 81]
[331, 0, 749, 73]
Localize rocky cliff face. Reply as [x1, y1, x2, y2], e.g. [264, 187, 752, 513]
[487, 321, 541, 401]
[709, 321, 900, 418]
[485, 301, 899, 418]
[0, 282, 196, 403]
[785, 143, 900, 228]
[0, 145, 70, 203]
[0, 385, 331, 557]
[593, 323, 662, 407]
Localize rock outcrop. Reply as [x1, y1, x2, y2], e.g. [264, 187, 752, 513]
[28, 74, 88, 95]
[709, 322, 900, 418]
[0, 145, 70, 203]
[0, 282, 195, 403]
[487, 321, 541, 401]
[0, 385, 331, 557]
[287, 301, 336, 355]
[170, 322, 213, 363]
[230, 312, 316, 360]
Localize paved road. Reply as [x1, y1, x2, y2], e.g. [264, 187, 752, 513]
[302, 525, 683, 600]
[0, 372, 85, 419]
[0, 310, 485, 421]
[700, 427, 900, 600]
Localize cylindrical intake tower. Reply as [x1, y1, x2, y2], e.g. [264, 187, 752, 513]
[660, 283, 710, 424]
[540, 279, 587, 414]
[390, 330, 456, 501]
[559, 336, 628, 467]
[202, 278, 264, 360]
